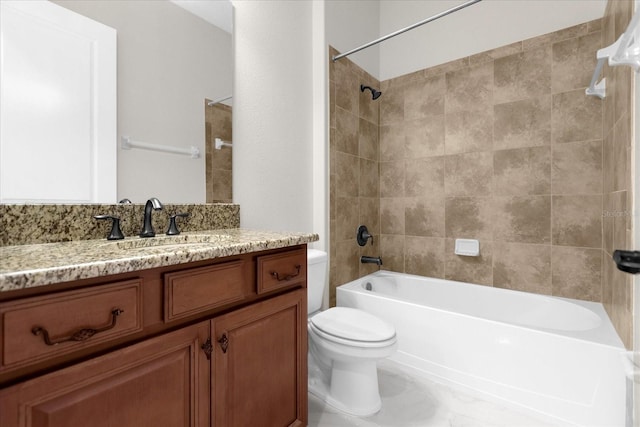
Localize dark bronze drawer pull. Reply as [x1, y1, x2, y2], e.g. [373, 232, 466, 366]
[201, 338, 213, 360]
[32, 308, 124, 346]
[218, 333, 229, 353]
[270, 265, 301, 282]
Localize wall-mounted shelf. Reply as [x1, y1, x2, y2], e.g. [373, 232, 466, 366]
[586, 9, 640, 99]
[120, 136, 200, 159]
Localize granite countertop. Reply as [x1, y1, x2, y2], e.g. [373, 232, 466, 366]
[0, 229, 319, 292]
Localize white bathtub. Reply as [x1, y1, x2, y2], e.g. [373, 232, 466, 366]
[337, 271, 627, 427]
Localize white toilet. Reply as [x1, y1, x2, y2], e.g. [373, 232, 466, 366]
[307, 249, 397, 416]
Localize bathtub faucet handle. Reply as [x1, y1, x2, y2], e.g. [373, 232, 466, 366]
[357, 225, 374, 246]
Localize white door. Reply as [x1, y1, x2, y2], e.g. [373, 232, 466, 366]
[0, 0, 116, 203]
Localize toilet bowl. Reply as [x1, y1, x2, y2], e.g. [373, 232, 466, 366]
[308, 307, 397, 416]
[307, 250, 397, 416]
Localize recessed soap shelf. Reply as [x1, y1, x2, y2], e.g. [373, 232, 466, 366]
[454, 239, 479, 257]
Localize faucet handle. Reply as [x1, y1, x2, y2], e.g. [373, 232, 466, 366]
[166, 213, 190, 236]
[356, 225, 374, 246]
[94, 215, 125, 240]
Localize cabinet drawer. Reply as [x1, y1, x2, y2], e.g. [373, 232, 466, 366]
[257, 248, 307, 294]
[0, 321, 210, 427]
[164, 260, 251, 322]
[0, 279, 142, 370]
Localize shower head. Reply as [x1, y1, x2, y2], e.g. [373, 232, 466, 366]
[360, 84, 382, 100]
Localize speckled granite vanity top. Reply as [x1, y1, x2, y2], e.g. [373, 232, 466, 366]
[0, 229, 319, 292]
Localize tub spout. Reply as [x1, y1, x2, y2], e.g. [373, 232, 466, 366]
[361, 256, 382, 265]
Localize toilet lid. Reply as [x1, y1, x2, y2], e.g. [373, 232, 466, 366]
[310, 307, 396, 342]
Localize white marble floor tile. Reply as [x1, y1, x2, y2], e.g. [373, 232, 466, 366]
[308, 359, 560, 427]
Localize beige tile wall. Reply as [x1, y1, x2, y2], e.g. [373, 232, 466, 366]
[377, 18, 606, 297]
[377, 18, 605, 297]
[601, 0, 634, 348]
[329, 12, 634, 348]
[206, 102, 233, 203]
[329, 46, 381, 306]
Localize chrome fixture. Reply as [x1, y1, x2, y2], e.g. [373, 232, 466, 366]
[332, 0, 482, 62]
[140, 197, 163, 238]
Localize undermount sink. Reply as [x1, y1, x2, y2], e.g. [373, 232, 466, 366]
[104, 234, 232, 250]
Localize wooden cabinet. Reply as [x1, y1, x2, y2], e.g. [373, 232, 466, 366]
[0, 322, 210, 427]
[164, 259, 251, 322]
[0, 246, 308, 427]
[212, 289, 307, 426]
[257, 247, 306, 294]
[0, 279, 143, 371]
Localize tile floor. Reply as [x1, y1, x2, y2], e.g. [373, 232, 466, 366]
[308, 359, 560, 427]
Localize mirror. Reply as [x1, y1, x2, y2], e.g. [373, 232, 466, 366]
[205, 98, 233, 203]
[1, 0, 233, 204]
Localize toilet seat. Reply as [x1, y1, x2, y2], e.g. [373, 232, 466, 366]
[309, 307, 396, 348]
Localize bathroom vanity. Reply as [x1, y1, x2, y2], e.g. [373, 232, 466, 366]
[0, 229, 317, 426]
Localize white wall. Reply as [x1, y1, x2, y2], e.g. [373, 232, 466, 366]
[55, 1, 232, 203]
[313, 0, 329, 253]
[233, 0, 316, 235]
[378, 0, 607, 80]
[325, 0, 380, 78]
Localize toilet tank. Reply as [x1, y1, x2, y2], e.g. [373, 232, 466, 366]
[307, 249, 327, 315]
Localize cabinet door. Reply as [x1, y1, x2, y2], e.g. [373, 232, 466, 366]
[212, 289, 307, 427]
[0, 321, 210, 427]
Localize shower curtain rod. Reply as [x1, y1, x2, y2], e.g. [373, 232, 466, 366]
[207, 95, 232, 106]
[332, 0, 482, 62]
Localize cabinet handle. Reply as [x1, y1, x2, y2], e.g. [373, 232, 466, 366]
[218, 333, 229, 353]
[201, 338, 213, 360]
[270, 265, 301, 282]
[32, 309, 124, 346]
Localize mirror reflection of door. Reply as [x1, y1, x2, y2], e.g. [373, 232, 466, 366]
[205, 100, 232, 203]
[19, 0, 234, 204]
[0, 0, 116, 203]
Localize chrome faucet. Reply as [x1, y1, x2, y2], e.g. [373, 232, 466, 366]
[140, 197, 163, 237]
